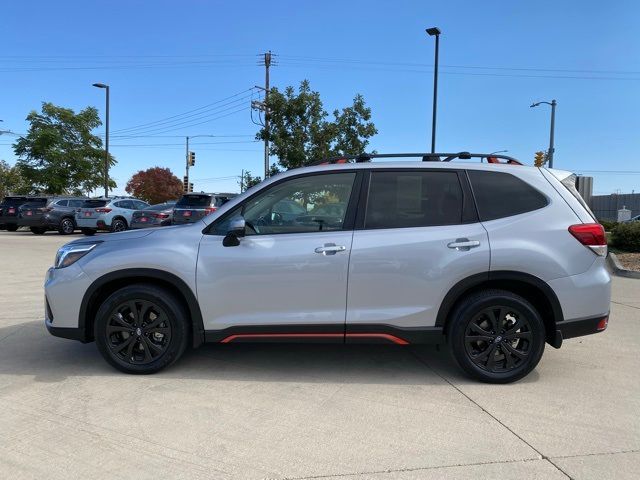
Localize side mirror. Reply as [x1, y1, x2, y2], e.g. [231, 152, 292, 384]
[222, 216, 246, 247]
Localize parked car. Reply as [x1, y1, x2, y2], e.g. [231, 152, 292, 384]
[45, 152, 611, 383]
[0, 196, 33, 231]
[130, 201, 176, 229]
[76, 197, 149, 235]
[18, 196, 87, 235]
[172, 192, 237, 225]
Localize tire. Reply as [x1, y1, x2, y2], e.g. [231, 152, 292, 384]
[111, 218, 127, 232]
[95, 284, 189, 374]
[6, 224, 18, 232]
[81, 228, 96, 236]
[58, 217, 75, 235]
[448, 289, 545, 384]
[30, 226, 47, 235]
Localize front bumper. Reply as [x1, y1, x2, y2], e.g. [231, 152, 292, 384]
[44, 264, 92, 341]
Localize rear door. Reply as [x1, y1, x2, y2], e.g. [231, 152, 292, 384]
[346, 169, 490, 336]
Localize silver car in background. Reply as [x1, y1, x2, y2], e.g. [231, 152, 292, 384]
[130, 201, 177, 229]
[45, 153, 610, 383]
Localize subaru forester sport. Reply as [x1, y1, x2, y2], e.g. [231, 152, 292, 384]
[45, 153, 611, 383]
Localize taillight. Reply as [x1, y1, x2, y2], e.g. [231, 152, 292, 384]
[95, 208, 112, 213]
[597, 316, 608, 331]
[204, 207, 217, 215]
[8, 207, 15, 214]
[568, 223, 607, 256]
[151, 213, 170, 219]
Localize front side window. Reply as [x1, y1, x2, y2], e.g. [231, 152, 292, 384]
[364, 170, 463, 229]
[56, 200, 68, 207]
[215, 172, 356, 236]
[468, 170, 548, 221]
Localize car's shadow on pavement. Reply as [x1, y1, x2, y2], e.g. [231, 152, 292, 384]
[0, 321, 539, 385]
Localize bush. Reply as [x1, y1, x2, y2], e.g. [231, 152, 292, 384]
[611, 222, 640, 252]
[598, 219, 618, 232]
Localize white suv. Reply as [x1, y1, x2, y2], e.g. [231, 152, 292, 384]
[45, 153, 611, 383]
[76, 197, 150, 234]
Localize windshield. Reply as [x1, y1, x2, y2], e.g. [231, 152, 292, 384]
[176, 195, 212, 207]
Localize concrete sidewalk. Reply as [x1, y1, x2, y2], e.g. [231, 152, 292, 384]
[0, 231, 638, 479]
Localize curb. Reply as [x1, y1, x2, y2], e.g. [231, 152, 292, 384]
[607, 252, 640, 279]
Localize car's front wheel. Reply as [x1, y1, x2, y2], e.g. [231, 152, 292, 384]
[448, 289, 545, 384]
[95, 284, 189, 374]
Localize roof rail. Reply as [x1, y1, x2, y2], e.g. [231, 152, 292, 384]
[310, 152, 523, 166]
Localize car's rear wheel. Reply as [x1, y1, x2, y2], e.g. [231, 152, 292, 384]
[111, 218, 127, 232]
[448, 289, 545, 384]
[58, 217, 75, 235]
[81, 228, 96, 236]
[95, 284, 189, 374]
[30, 226, 47, 234]
[6, 224, 18, 232]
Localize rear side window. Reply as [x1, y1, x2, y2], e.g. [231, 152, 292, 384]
[176, 195, 212, 208]
[365, 171, 463, 229]
[56, 200, 68, 207]
[468, 170, 548, 221]
[68, 199, 85, 207]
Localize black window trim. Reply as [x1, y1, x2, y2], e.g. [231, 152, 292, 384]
[355, 167, 478, 231]
[203, 169, 365, 236]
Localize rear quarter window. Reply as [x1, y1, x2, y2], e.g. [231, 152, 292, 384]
[468, 170, 548, 221]
[82, 200, 109, 208]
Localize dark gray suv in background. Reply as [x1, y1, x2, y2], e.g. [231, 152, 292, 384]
[18, 196, 87, 234]
[0, 196, 32, 231]
[172, 192, 237, 225]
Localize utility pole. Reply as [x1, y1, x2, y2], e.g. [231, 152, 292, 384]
[530, 99, 557, 168]
[185, 135, 190, 192]
[426, 27, 441, 153]
[252, 51, 275, 179]
[92, 83, 110, 197]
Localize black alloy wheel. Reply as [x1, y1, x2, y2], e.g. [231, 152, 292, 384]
[58, 217, 75, 235]
[95, 284, 189, 374]
[464, 306, 533, 373]
[111, 218, 127, 232]
[106, 300, 172, 365]
[448, 289, 545, 383]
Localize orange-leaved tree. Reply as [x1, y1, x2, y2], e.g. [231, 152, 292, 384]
[125, 167, 183, 204]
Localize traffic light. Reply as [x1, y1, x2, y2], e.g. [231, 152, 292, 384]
[534, 151, 546, 167]
[188, 151, 196, 167]
[183, 176, 189, 192]
[189, 182, 194, 193]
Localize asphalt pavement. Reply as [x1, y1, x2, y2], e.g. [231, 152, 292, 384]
[0, 230, 638, 479]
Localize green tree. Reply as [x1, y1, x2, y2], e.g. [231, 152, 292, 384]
[239, 170, 263, 191]
[256, 80, 377, 170]
[0, 160, 30, 197]
[13, 102, 116, 194]
[125, 167, 183, 204]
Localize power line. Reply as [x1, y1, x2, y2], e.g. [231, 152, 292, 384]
[111, 88, 256, 134]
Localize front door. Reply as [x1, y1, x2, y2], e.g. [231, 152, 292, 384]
[197, 171, 360, 342]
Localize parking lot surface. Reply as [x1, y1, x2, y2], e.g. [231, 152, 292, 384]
[0, 230, 638, 479]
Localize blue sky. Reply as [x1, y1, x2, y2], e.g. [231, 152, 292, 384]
[1, 0, 639, 195]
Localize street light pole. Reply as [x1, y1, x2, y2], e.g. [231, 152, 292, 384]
[426, 27, 441, 153]
[530, 99, 557, 168]
[92, 83, 110, 197]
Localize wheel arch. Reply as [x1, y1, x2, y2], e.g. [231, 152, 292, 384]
[79, 268, 204, 347]
[436, 271, 564, 347]
[111, 215, 128, 227]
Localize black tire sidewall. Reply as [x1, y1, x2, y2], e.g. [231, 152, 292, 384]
[95, 285, 189, 374]
[449, 292, 546, 384]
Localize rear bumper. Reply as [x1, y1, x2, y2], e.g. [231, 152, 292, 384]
[18, 216, 47, 227]
[0, 215, 19, 225]
[551, 314, 609, 348]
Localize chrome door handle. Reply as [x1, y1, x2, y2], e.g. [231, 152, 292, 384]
[447, 238, 480, 251]
[314, 243, 346, 255]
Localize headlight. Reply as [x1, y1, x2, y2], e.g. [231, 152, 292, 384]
[55, 242, 100, 269]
